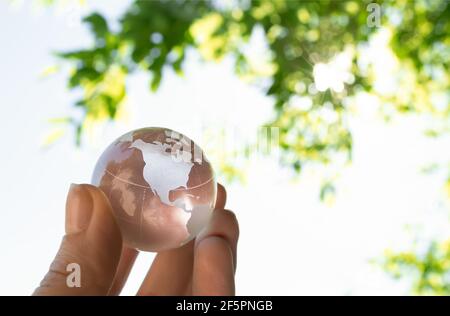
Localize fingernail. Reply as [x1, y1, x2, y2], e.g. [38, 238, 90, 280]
[66, 183, 94, 234]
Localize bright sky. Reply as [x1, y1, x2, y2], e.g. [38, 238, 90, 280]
[0, 1, 448, 295]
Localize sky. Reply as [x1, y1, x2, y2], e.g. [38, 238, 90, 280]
[0, 0, 448, 295]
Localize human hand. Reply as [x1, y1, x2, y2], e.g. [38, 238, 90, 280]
[33, 183, 239, 295]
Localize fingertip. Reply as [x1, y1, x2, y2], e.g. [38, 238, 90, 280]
[215, 183, 227, 210]
[65, 184, 94, 234]
[34, 183, 123, 295]
[82, 183, 122, 259]
[197, 209, 239, 246]
[80, 184, 112, 208]
[192, 236, 235, 296]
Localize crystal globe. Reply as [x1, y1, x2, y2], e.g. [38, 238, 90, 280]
[91, 127, 217, 252]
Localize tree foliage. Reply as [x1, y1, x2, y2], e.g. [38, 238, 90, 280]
[55, 0, 449, 170]
[382, 240, 450, 295]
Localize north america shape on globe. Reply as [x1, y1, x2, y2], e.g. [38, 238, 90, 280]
[92, 128, 217, 252]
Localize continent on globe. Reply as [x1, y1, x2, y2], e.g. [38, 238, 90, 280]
[130, 138, 194, 207]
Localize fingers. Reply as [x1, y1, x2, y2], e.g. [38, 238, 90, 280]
[33, 184, 122, 295]
[137, 183, 227, 296]
[108, 246, 139, 296]
[193, 236, 235, 295]
[215, 183, 227, 210]
[196, 208, 239, 271]
[137, 240, 195, 296]
[192, 209, 239, 296]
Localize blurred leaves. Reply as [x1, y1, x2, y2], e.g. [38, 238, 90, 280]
[382, 240, 450, 295]
[41, 127, 66, 147]
[83, 13, 109, 41]
[320, 181, 337, 204]
[55, 0, 378, 166]
[54, 0, 449, 173]
[39, 65, 59, 78]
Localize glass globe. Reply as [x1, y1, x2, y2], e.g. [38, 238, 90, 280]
[91, 127, 216, 252]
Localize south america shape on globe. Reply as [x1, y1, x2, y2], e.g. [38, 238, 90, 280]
[92, 128, 217, 252]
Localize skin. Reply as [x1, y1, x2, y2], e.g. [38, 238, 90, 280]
[33, 183, 239, 296]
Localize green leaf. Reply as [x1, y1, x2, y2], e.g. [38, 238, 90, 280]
[83, 13, 109, 41]
[150, 73, 162, 92]
[68, 67, 101, 88]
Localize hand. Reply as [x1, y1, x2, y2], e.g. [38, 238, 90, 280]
[33, 183, 239, 295]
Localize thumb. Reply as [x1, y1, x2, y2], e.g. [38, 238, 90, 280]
[33, 184, 123, 295]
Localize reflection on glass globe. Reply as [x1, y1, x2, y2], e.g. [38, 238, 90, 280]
[91, 127, 216, 252]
